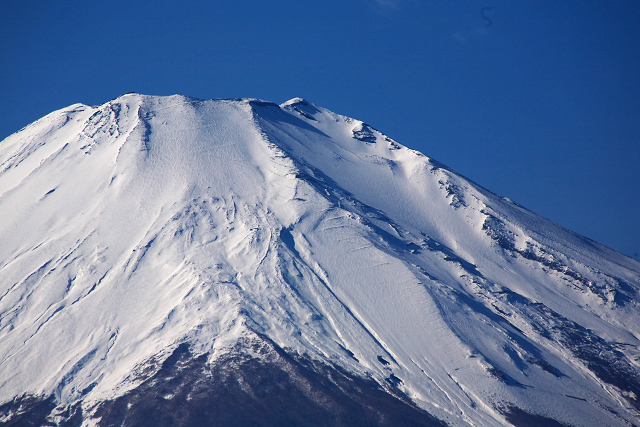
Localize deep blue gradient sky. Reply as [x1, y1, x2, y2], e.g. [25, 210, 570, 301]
[2, 0, 639, 257]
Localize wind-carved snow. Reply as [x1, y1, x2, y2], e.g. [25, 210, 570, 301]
[1, 94, 639, 426]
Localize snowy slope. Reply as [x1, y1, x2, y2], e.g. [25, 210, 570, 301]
[1, 94, 639, 426]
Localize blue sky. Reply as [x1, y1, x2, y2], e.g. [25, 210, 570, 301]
[1, 0, 639, 258]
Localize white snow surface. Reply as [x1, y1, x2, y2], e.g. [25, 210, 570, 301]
[1, 94, 639, 426]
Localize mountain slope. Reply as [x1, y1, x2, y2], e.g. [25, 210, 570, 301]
[1, 94, 639, 426]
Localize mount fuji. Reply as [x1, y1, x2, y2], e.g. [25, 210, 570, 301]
[1, 94, 639, 426]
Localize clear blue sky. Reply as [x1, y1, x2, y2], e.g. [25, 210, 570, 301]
[1, 0, 639, 258]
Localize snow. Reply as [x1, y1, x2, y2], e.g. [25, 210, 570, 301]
[1, 94, 639, 426]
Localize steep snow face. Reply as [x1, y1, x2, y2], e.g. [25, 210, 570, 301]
[1, 94, 639, 426]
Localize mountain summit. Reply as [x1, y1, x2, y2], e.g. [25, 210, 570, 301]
[1, 94, 639, 426]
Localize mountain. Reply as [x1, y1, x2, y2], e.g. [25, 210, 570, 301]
[0, 94, 639, 426]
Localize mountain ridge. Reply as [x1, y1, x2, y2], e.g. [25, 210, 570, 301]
[1, 94, 639, 426]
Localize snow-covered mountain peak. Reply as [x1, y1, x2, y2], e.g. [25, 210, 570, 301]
[281, 97, 310, 106]
[1, 94, 639, 426]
